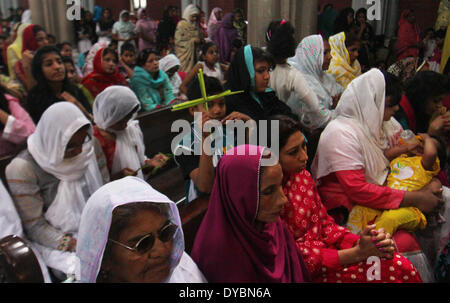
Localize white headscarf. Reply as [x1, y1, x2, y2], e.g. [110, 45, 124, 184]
[159, 54, 182, 96]
[93, 86, 147, 179]
[312, 68, 391, 185]
[83, 40, 109, 76]
[76, 176, 185, 283]
[27, 102, 104, 233]
[182, 4, 200, 23]
[288, 35, 344, 112]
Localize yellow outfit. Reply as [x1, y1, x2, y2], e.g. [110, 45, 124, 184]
[327, 32, 362, 88]
[347, 155, 440, 235]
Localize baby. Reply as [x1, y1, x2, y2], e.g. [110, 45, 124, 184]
[347, 132, 445, 235]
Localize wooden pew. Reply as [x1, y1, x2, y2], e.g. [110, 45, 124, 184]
[137, 107, 192, 203]
[178, 195, 210, 254]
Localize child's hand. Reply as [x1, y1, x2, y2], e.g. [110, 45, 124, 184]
[221, 111, 252, 124]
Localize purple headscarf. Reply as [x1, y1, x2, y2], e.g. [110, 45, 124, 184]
[214, 13, 239, 63]
[191, 145, 310, 283]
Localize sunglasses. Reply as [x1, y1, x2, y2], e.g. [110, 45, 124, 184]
[109, 220, 178, 254]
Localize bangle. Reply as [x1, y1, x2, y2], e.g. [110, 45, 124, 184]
[58, 234, 72, 252]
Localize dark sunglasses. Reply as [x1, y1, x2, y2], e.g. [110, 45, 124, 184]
[109, 220, 178, 254]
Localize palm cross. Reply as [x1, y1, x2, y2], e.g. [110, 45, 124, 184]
[171, 68, 243, 112]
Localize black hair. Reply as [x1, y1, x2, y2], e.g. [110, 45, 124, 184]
[31, 46, 62, 82]
[433, 135, 447, 170]
[334, 7, 355, 34]
[102, 47, 118, 62]
[200, 41, 217, 60]
[187, 75, 223, 101]
[33, 25, 45, 36]
[270, 115, 305, 150]
[266, 20, 296, 60]
[323, 3, 334, 11]
[382, 70, 403, 106]
[61, 55, 74, 66]
[0, 84, 10, 119]
[120, 42, 136, 55]
[232, 38, 243, 49]
[109, 39, 118, 48]
[56, 41, 72, 51]
[136, 48, 159, 67]
[0, 34, 6, 41]
[405, 71, 450, 132]
[345, 31, 361, 48]
[356, 8, 367, 19]
[252, 46, 275, 69]
[435, 29, 446, 39]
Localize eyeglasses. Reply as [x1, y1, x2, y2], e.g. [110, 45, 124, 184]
[109, 221, 178, 254]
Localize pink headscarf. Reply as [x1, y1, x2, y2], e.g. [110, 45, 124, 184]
[191, 145, 310, 283]
[207, 7, 222, 40]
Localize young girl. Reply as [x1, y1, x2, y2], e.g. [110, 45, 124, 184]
[62, 56, 94, 107]
[180, 42, 226, 94]
[92, 86, 168, 180]
[159, 54, 185, 98]
[327, 31, 362, 88]
[27, 46, 92, 123]
[14, 24, 49, 91]
[82, 47, 128, 98]
[129, 49, 175, 111]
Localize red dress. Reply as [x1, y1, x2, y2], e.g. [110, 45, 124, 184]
[281, 170, 422, 283]
[93, 126, 116, 174]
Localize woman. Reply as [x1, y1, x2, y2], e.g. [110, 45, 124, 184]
[136, 8, 158, 52]
[327, 31, 362, 88]
[27, 46, 92, 123]
[76, 176, 206, 283]
[130, 49, 175, 111]
[214, 13, 240, 64]
[96, 8, 115, 44]
[75, 10, 97, 55]
[112, 10, 136, 53]
[397, 9, 421, 61]
[266, 21, 327, 131]
[312, 69, 446, 280]
[333, 7, 355, 35]
[191, 145, 310, 283]
[225, 45, 293, 122]
[394, 71, 450, 135]
[232, 8, 247, 44]
[288, 34, 344, 131]
[355, 8, 375, 71]
[159, 54, 184, 97]
[175, 4, 201, 73]
[207, 7, 223, 42]
[82, 47, 128, 99]
[14, 24, 49, 91]
[276, 115, 423, 283]
[318, 4, 338, 39]
[313, 69, 442, 223]
[0, 84, 35, 157]
[6, 23, 29, 80]
[157, 6, 177, 51]
[5, 102, 109, 276]
[93, 86, 168, 180]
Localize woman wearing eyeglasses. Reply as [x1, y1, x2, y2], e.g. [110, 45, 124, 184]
[5, 102, 109, 279]
[76, 176, 207, 283]
[129, 48, 176, 112]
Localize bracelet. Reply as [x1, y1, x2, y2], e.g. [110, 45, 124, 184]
[57, 234, 73, 252]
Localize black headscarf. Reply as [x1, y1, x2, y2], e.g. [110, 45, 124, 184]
[224, 45, 295, 122]
[26, 46, 92, 124]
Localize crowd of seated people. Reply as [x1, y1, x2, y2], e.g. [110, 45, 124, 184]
[0, 4, 449, 284]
